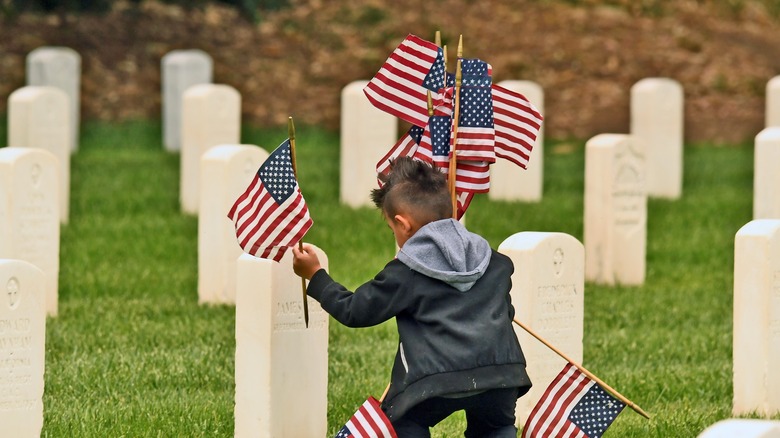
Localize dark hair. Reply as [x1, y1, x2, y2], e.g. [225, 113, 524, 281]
[370, 157, 452, 223]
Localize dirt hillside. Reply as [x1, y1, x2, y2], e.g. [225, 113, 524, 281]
[2, 0, 780, 144]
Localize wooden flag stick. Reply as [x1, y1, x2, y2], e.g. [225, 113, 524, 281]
[512, 317, 651, 419]
[288, 116, 309, 328]
[448, 35, 463, 218]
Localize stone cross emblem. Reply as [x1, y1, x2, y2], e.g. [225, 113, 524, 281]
[553, 248, 564, 277]
[7, 277, 20, 309]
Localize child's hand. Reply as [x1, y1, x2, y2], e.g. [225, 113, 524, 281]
[292, 243, 322, 280]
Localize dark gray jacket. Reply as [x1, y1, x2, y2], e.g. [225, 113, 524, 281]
[306, 219, 531, 420]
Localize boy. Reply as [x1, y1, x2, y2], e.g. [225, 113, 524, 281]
[292, 157, 531, 438]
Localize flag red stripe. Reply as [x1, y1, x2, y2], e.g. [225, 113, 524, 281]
[236, 190, 273, 239]
[246, 189, 311, 261]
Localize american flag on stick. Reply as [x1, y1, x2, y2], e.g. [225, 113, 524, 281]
[227, 138, 313, 262]
[363, 34, 446, 128]
[521, 363, 626, 438]
[335, 396, 397, 438]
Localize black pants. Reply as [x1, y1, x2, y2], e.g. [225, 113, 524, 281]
[391, 387, 519, 438]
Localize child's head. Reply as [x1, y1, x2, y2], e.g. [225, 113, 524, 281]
[370, 157, 452, 246]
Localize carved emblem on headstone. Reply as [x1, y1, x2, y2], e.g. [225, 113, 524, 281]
[7, 277, 19, 309]
[31, 163, 41, 187]
[553, 248, 564, 277]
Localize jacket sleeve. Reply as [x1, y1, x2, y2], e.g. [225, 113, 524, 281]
[306, 261, 411, 328]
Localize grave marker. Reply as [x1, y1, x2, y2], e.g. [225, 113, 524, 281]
[754, 128, 780, 219]
[733, 219, 780, 417]
[199, 144, 269, 305]
[180, 84, 241, 214]
[26, 46, 80, 153]
[630, 78, 683, 199]
[699, 419, 780, 438]
[235, 250, 329, 437]
[584, 134, 647, 285]
[0, 148, 60, 316]
[491, 80, 544, 202]
[0, 259, 46, 437]
[340, 80, 397, 208]
[162, 49, 213, 152]
[766, 76, 780, 128]
[8, 86, 70, 223]
[498, 232, 584, 426]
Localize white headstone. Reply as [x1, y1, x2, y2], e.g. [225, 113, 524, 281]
[199, 144, 269, 305]
[754, 128, 780, 219]
[235, 250, 329, 437]
[0, 148, 60, 317]
[8, 86, 70, 223]
[766, 76, 780, 128]
[630, 78, 683, 199]
[699, 419, 780, 438]
[162, 49, 213, 152]
[584, 134, 647, 286]
[180, 84, 241, 215]
[0, 259, 46, 437]
[491, 80, 544, 202]
[498, 232, 584, 426]
[340, 80, 398, 208]
[733, 219, 780, 416]
[26, 46, 80, 154]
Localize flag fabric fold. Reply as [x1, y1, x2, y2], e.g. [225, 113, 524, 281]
[522, 363, 625, 438]
[227, 139, 313, 262]
[335, 396, 397, 438]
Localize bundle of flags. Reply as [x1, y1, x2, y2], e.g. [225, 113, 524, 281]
[227, 138, 313, 261]
[365, 34, 543, 218]
[521, 363, 626, 438]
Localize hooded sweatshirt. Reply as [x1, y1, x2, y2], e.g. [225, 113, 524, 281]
[306, 218, 531, 420]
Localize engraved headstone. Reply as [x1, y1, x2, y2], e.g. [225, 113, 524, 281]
[235, 250, 329, 437]
[630, 78, 683, 199]
[699, 419, 780, 438]
[0, 148, 60, 316]
[180, 84, 241, 214]
[26, 46, 80, 153]
[199, 144, 269, 304]
[340, 80, 398, 208]
[491, 80, 544, 202]
[754, 128, 780, 219]
[498, 232, 584, 426]
[8, 85, 70, 223]
[0, 259, 46, 437]
[161, 49, 213, 152]
[584, 134, 647, 285]
[766, 76, 780, 128]
[733, 219, 780, 416]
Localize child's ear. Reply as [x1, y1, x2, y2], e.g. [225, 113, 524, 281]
[393, 214, 413, 234]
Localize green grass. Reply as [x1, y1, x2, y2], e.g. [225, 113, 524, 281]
[1, 119, 777, 436]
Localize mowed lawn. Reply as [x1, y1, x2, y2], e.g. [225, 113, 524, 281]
[1, 118, 776, 436]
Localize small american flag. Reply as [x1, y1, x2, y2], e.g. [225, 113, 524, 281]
[376, 125, 425, 180]
[363, 34, 445, 128]
[492, 83, 544, 170]
[457, 84, 496, 163]
[522, 363, 625, 438]
[227, 139, 313, 262]
[413, 114, 490, 194]
[335, 397, 396, 438]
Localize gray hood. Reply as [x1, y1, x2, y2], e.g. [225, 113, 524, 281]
[397, 218, 492, 292]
